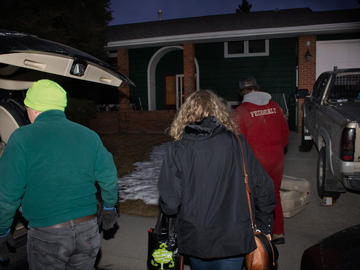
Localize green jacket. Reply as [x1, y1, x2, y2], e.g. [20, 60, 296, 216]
[0, 110, 118, 233]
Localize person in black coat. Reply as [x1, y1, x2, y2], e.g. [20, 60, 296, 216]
[158, 90, 276, 270]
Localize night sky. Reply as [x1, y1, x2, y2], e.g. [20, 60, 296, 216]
[109, 0, 360, 25]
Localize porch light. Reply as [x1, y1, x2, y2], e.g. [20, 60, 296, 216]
[305, 41, 311, 61]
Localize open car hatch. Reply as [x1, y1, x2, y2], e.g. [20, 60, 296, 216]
[0, 30, 134, 157]
[0, 30, 133, 88]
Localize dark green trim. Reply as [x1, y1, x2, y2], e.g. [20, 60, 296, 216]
[317, 33, 360, 41]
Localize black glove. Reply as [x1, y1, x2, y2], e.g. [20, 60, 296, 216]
[0, 230, 10, 264]
[99, 207, 118, 231]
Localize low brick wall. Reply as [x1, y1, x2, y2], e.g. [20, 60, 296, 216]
[89, 110, 176, 134]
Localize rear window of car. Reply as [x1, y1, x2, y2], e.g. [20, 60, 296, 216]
[328, 73, 360, 100]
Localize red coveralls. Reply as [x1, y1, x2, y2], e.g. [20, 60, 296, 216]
[232, 99, 289, 235]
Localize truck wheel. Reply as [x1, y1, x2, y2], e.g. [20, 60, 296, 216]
[299, 118, 312, 152]
[317, 147, 340, 202]
[0, 100, 29, 156]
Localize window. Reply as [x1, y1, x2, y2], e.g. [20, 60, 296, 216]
[227, 41, 244, 54]
[330, 73, 360, 100]
[312, 73, 330, 103]
[224, 39, 269, 58]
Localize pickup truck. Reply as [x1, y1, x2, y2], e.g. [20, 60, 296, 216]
[299, 67, 360, 202]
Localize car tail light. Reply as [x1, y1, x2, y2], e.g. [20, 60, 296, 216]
[341, 128, 355, 161]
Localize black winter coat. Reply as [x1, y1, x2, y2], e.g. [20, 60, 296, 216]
[158, 116, 276, 259]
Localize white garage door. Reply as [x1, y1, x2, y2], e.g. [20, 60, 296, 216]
[316, 39, 360, 78]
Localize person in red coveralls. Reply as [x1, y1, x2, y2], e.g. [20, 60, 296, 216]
[232, 77, 289, 245]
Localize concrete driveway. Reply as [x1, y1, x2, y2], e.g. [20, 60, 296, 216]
[98, 131, 360, 270]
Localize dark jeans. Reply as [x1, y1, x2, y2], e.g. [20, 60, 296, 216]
[189, 256, 244, 270]
[27, 218, 100, 270]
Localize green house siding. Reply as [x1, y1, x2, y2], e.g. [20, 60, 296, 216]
[126, 38, 298, 129]
[128, 47, 161, 110]
[128, 47, 184, 110]
[196, 38, 297, 100]
[196, 38, 298, 130]
[156, 50, 183, 109]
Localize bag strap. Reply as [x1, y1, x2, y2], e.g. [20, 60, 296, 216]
[154, 212, 164, 233]
[155, 211, 176, 238]
[236, 134, 277, 267]
[235, 134, 256, 232]
[168, 214, 176, 238]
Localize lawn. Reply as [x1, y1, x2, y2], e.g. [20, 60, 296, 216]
[100, 133, 171, 217]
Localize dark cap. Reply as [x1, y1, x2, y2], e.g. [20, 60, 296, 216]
[239, 76, 259, 90]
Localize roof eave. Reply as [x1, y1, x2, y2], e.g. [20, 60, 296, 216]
[106, 22, 360, 50]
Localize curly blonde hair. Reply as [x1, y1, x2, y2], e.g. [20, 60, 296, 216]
[169, 90, 237, 140]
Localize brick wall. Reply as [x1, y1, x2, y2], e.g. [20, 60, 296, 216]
[117, 48, 131, 111]
[89, 110, 176, 134]
[183, 43, 196, 99]
[298, 36, 316, 91]
[298, 35, 316, 131]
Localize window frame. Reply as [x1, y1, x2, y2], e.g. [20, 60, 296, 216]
[224, 39, 269, 58]
[311, 73, 330, 104]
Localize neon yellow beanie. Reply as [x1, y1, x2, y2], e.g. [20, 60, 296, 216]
[24, 79, 67, 112]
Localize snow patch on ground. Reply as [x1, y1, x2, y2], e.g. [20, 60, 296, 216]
[118, 142, 170, 205]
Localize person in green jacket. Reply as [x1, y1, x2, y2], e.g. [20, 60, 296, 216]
[0, 79, 118, 269]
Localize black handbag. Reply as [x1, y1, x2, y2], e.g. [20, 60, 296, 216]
[235, 134, 278, 270]
[147, 212, 184, 270]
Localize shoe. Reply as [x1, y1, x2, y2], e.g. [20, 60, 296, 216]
[272, 234, 285, 245]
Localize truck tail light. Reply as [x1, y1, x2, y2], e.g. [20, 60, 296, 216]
[341, 128, 355, 161]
